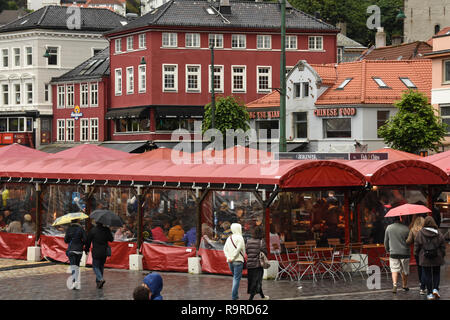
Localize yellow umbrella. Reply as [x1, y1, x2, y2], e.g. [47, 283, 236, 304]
[52, 212, 89, 226]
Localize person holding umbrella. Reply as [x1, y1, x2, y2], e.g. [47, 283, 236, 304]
[86, 209, 122, 289]
[64, 218, 88, 290]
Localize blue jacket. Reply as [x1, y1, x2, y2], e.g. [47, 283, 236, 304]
[143, 273, 163, 300]
[182, 227, 196, 247]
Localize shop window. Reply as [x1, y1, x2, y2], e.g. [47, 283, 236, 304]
[0, 118, 6, 132]
[294, 112, 307, 138]
[377, 110, 389, 138]
[156, 117, 196, 132]
[115, 117, 150, 133]
[256, 119, 279, 139]
[441, 105, 450, 135]
[323, 118, 351, 138]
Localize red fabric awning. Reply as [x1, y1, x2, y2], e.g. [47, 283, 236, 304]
[422, 150, 450, 174]
[369, 148, 421, 160]
[342, 159, 447, 186]
[0, 143, 48, 159]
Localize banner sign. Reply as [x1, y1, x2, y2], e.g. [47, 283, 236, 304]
[277, 152, 388, 160]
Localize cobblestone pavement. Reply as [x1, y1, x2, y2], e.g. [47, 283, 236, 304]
[0, 256, 449, 300]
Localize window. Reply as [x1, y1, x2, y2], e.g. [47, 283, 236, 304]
[115, 38, 122, 53]
[14, 84, 20, 104]
[2, 85, 8, 105]
[116, 117, 150, 133]
[138, 65, 146, 93]
[115, 68, 122, 95]
[257, 35, 271, 49]
[399, 77, 416, 89]
[25, 47, 32, 66]
[162, 33, 177, 47]
[66, 119, 75, 141]
[57, 119, 65, 141]
[209, 34, 223, 48]
[13, 48, 20, 67]
[286, 35, 297, 50]
[185, 33, 200, 48]
[293, 82, 309, 98]
[44, 84, 49, 102]
[90, 83, 98, 106]
[373, 77, 389, 88]
[232, 66, 246, 92]
[308, 36, 323, 50]
[257, 66, 271, 92]
[256, 120, 279, 140]
[26, 83, 32, 104]
[440, 105, 450, 135]
[186, 65, 201, 92]
[445, 60, 450, 83]
[337, 78, 352, 89]
[80, 83, 89, 107]
[155, 117, 193, 132]
[80, 118, 89, 142]
[57, 85, 65, 108]
[47, 47, 58, 66]
[126, 67, 134, 94]
[337, 47, 343, 63]
[90, 118, 99, 141]
[163, 64, 177, 91]
[127, 36, 133, 51]
[231, 34, 246, 49]
[139, 33, 146, 48]
[66, 84, 74, 107]
[294, 112, 307, 138]
[377, 111, 389, 138]
[323, 118, 351, 138]
[209, 65, 224, 93]
[2, 49, 8, 67]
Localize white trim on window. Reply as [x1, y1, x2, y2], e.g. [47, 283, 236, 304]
[162, 32, 177, 47]
[57, 119, 65, 141]
[66, 84, 74, 108]
[209, 64, 224, 93]
[90, 82, 98, 106]
[162, 64, 178, 92]
[65, 118, 75, 142]
[115, 68, 122, 96]
[256, 35, 271, 50]
[57, 85, 65, 108]
[308, 36, 323, 51]
[208, 34, 223, 48]
[126, 66, 134, 94]
[231, 65, 246, 93]
[185, 33, 201, 48]
[138, 65, 146, 93]
[186, 64, 201, 92]
[286, 35, 298, 50]
[80, 118, 89, 142]
[80, 83, 89, 107]
[90, 118, 99, 141]
[139, 33, 146, 49]
[257, 66, 272, 93]
[115, 38, 122, 53]
[231, 34, 246, 49]
[127, 36, 133, 51]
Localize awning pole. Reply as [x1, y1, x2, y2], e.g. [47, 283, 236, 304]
[34, 183, 42, 246]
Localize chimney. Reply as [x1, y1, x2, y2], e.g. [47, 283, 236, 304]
[375, 27, 386, 48]
[219, 0, 231, 14]
[336, 22, 347, 36]
[391, 34, 402, 46]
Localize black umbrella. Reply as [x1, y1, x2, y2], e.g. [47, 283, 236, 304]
[90, 209, 124, 227]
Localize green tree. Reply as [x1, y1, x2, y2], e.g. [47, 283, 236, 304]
[378, 90, 447, 154]
[202, 96, 250, 140]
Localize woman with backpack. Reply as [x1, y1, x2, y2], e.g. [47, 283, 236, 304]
[64, 219, 87, 290]
[414, 216, 446, 300]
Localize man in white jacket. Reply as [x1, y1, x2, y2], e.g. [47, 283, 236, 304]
[224, 223, 246, 300]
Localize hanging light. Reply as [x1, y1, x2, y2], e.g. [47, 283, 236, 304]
[43, 48, 50, 58]
[396, 9, 406, 20]
[140, 56, 146, 65]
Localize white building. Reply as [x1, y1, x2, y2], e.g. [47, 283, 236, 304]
[140, 0, 170, 15]
[0, 6, 127, 148]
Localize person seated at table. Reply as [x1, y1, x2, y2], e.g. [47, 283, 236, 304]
[22, 214, 35, 233]
[151, 220, 169, 243]
[114, 227, 132, 241]
[269, 225, 281, 254]
[5, 216, 22, 233]
[219, 221, 232, 244]
[167, 218, 185, 246]
[182, 222, 196, 247]
[0, 212, 6, 229]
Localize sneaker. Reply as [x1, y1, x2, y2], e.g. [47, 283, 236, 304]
[432, 289, 441, 299]
[392, 285, 397, 294]
[419, 289, 426, 295]
[427, 294, 435, 300]
[262, 295, 270, 300]
[98, 280, 105, 289]
[402, 287, 409, 292]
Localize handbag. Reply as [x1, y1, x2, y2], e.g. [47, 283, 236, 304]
[230, 236, 247, 269]
[259, 240, 271, 269]
[106, 245, 112, 257]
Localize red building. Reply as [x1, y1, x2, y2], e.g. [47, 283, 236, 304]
[102, 0, 339, 148]
[50, 48, 109, 145]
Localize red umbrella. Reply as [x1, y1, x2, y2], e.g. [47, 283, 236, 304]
[384, 203, 431, 217]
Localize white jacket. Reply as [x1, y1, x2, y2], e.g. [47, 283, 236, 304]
[224, 223, 246, 263]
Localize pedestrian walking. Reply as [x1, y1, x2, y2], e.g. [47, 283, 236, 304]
[143, 272, 164, 300]
[85, 222, 113, 289]
[224, 223, 246, 300]
[64, 219, 87, 290]
[384, 216, 410, 293]
[414, 216, 446, 300]
[245, 225, 269, 300]
[406, 215, 425, 294]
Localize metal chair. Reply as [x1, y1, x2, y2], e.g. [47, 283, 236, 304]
[347, 242, 366, 279]
[274, 241, 298, 281]
[341, 243, 362, 281]
[320, 244, 346, 282]
[296, 245, 317, 283]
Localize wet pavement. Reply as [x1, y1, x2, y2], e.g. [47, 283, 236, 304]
[0, 253, 449, 301]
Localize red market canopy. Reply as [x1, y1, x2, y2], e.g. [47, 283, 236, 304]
[369, 148, 421, 160]
[342, 159, 447, 186]
[192, 146, 272, 163]
[422, 150, 450, 175]
[131, 148, 177, 160]
[0, 143, 48, 159]
[48, 143, 132, 160]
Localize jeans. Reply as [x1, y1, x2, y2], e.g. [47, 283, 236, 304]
[414, 255, 425, 290]
[92, 257, 106, 283]
[67, 252, 82, 286]
[422, 266, 441, 293]
[228, 261, 244, 300]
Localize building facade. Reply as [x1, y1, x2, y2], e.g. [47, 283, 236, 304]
[0, 6, 126, 148]
[103, 0, 339, 149]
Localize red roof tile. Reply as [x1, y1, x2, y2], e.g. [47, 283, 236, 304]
[361, 41, 432, 60]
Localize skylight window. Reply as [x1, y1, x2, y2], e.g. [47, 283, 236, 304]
[336, 78, 352, 89]
[206, 7, 215, 15]
[373, 77, 389, 88]
[400, 77, 417, 88]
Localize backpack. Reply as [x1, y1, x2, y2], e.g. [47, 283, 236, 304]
[423, 236, 438, 259]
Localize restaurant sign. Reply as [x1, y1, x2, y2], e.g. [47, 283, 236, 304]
[277, 152, 388, 160]
[249, 111, 280, 119]
[314, 107, 357, 117]
[71, 105, 83, 120]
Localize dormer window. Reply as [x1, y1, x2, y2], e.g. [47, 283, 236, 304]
[399, 77, 417, 89]
[373, 77, 389, 88]
[336, 78, 352, 90]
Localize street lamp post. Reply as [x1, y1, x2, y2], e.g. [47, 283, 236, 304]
[279, 0, 287, 152]
[210, 43, 216, 130]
